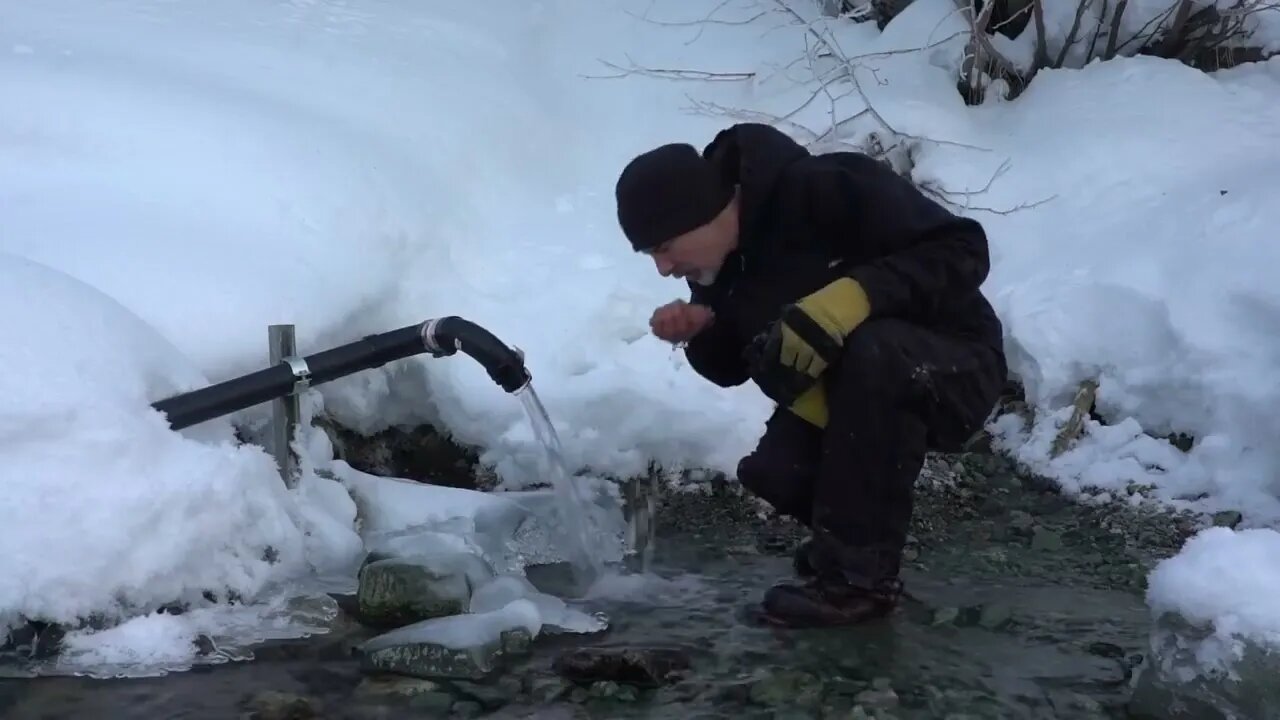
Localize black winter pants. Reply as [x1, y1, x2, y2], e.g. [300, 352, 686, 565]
[736, 318, 1005, 588]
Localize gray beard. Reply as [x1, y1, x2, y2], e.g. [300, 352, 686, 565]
[691, 267, 719, 286]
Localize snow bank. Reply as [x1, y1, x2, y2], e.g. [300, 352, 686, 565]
[0, 252, 361, 673]
[0, 0, 787, 486]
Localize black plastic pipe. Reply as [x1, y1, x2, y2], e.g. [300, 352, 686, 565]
[151, 316, 530, 431]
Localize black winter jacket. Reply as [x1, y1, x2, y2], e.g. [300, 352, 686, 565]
[682, 123, 1005, 388]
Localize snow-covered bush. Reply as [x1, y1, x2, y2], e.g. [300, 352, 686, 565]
[852, 0, 1280, 103]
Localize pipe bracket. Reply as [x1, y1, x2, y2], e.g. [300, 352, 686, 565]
[284, 356, 312, 395]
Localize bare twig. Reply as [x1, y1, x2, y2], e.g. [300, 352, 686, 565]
[920, 159, 1057, 215]
[582, 55, 756, 82]
[623, 0, 772, 45]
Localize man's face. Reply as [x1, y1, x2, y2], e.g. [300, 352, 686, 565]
[643, 203, 736, 285]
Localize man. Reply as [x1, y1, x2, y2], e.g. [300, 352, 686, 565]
[614, 123, 1007, 627]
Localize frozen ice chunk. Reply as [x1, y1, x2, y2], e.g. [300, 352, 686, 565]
[469, 575, 607, 635]
[359, 599, 541, 680]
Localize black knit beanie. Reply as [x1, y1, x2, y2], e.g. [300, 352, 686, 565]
[615, 142, 733, 252]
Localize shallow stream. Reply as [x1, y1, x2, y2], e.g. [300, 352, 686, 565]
[1, 475, 1165, 720]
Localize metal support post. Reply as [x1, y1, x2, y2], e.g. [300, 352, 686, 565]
[268, 324, 305, 489]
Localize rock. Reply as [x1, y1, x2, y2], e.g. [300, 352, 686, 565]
[855, 684, 899, 707]
[244, 690, 318, 720]
[359, 627, 532, 681]
[587, 680, 639, 701]
[553, 645, 692, 688]
[353, 677, 456, 711]
[452, 700, 483, 718]
[1212, 510, 1243, 529]
[748, 669, 823, 707]
[931, 607, 960, 626]
[1008, 510, 1035, 532]
[528, 677, 573, 702]
[448, 676, 523, 710]
[977, 604, 1012, 630]
[355, 552, 494, 628]
[359, 600, 539, 681]
[1030, 527, 1063, 551]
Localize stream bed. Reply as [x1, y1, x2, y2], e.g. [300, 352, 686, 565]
[0, 451, 1202, 719]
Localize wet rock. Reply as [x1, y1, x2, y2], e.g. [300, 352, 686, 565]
[244, 690, 317, 720]
[355, 552, 494, 629]
[359, 626, 533, 681]
[588, 680, 640, 701]
[1030, 527, 1063, 551]
[452, 700, 484, 718]
[748, 669, 823, 707]
[354, 676, 453, 711]
[3, 620, 66, 660]
[855, 677, 899, 708]
[316, 416, 486, 490]
[448, 676, 523, 710]
[931, 606, 960, 626]
[552, 645, 692, 688]
[977, 604, 1012, 630]
[1212, 510, 1243, 529]
[527, 677, 573, 702]
[1008, 510, 1035, 533]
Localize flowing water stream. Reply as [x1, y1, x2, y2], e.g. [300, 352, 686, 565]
[514, 384, 611, 584]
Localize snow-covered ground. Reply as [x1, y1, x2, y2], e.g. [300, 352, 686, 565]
[4, 0, 1280, 687]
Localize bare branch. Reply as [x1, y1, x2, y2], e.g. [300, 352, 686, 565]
[1054, 0, 1095, 68]
[1086, 0, 1109, 62]
[1032, 0, 1050, 68]
[1104, 0, 1130, 59]
[920, 159, 1057, 215]
[581, 54, 756, 82]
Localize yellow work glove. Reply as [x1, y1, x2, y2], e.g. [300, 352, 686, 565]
[788, 379, 829, 428]
[777, 277, 871, 378]
[748, 277, 871, 425]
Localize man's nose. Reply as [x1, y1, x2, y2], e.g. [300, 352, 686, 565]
[654, 255, 675, 277]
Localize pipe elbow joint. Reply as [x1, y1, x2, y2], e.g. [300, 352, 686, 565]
[421, 316, 531, 393]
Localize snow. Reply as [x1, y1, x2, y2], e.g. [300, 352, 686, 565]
[3, 0, 1280, 686]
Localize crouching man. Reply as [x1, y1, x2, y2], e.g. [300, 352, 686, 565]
[614, 123, 1007, 627]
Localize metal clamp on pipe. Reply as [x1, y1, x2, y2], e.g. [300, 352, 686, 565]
[284, 356, 312, 395]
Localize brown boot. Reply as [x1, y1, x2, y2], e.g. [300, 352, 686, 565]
[758, 575, 902, 628]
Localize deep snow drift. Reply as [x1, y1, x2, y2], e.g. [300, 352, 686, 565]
[4, 0, 1280, 683]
